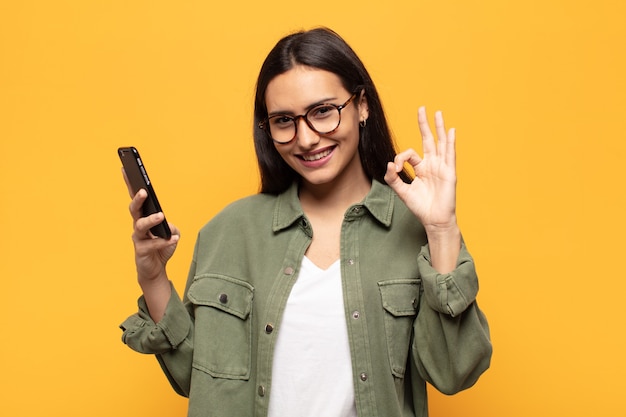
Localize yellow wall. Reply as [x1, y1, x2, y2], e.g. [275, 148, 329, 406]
[1, 1, 624, 415]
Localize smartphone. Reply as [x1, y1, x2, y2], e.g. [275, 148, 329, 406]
[118, 146, 172, 239]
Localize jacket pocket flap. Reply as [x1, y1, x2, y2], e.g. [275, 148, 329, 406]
[187, 274, 254, 320]
[378, 279, 421, 317]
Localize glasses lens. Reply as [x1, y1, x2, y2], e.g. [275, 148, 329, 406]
[307, 105, 341, 134]
[267, 115, 296, 143]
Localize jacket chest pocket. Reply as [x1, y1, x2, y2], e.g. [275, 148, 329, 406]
[378, 279, 421, 378]
[187, 274, 254, 380]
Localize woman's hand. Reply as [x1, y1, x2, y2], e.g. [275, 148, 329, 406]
[128, 187, 180, 283]
[123, 169, 179, 322]
[384, 106, 457, 230]
[384, 107, 460, 273]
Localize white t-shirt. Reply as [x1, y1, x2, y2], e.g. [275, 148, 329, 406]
[267, 256, 357, 417]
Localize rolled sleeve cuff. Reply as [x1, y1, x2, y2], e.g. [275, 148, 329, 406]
[120, 283, 191, 354]
[417, 243, 479, 317]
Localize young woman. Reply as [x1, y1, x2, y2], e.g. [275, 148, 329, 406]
[120, 27, 492, 417]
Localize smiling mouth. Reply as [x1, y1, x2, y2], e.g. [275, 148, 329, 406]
[300, 147, 334, 161]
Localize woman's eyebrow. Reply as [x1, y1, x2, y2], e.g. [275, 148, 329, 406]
[267, 96, 339, 116]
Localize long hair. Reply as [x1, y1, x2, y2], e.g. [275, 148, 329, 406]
[253, 27, 412, 194]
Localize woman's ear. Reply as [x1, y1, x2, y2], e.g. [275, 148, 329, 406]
[358, 90, 369, 123]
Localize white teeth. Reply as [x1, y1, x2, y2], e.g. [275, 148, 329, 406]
[302, 149, 332, 161]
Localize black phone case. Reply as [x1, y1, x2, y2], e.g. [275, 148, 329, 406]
[118, 147, 172, 239]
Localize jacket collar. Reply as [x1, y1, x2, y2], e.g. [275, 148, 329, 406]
[272, 179, 395, 232]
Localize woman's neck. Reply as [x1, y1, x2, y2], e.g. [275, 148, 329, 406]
[299, 174, 371, 216]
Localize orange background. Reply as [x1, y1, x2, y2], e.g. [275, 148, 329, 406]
[1, 1, 625, 415]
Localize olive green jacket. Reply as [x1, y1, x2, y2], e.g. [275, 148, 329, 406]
[120, 180, 492, 417]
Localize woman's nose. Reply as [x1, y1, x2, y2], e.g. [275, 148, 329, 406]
[295, 117, 320, 148]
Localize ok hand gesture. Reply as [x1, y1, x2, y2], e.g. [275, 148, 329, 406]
[384, 106, 458, 233]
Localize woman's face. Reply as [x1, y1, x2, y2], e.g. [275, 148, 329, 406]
[264, 65, 369, 191]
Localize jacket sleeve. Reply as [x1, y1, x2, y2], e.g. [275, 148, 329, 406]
[119, 281, 195, 397]
[412, 243, 492, 395]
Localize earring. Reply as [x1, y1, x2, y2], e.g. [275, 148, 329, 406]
[359, 119, 367, 128]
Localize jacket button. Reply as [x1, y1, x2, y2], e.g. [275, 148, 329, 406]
[218, 293, 228, 303]
[360, 372, 368, 381]
[265, 323, 274, 334]
[352, 311, 360, 319]
[258, 385, 266, 397]
[284, 266, 294, 275]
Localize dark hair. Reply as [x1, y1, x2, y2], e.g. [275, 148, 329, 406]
[253, 27, 412, 194]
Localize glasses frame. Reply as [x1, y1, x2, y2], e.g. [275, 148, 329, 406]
[259, 92, 359, 144]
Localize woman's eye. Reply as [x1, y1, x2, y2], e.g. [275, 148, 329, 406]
[270, 116, 294, 128]
[310, 105, 335, 119]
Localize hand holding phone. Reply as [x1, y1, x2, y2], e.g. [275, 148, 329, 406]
[118, 147, 172, 239]
[118, 146, 178, 322]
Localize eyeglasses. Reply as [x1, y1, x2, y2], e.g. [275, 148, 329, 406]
[258, 92, 358, 144]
